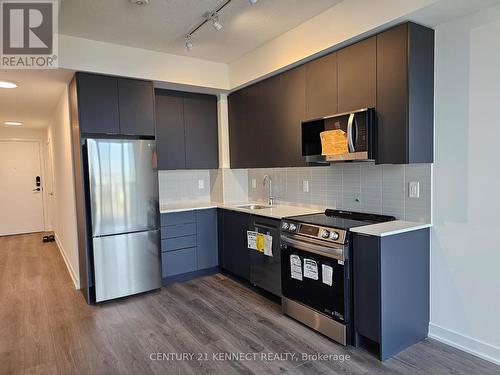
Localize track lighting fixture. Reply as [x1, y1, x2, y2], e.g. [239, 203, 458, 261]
[185, 35, 193, 51]
[185, 0, 259, 51]
[210, 12, 223, 31]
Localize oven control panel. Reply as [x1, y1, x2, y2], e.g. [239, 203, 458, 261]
[281, 220, 346, 245]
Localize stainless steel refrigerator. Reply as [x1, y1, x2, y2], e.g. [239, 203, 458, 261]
[86, 139, 161, 302]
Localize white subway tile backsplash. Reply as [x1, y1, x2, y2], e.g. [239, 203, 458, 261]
[326, 166, 342, 209]
[159, 163, 431, 223]
[247, 163, 432, 222]
[158, 170, 211, 205]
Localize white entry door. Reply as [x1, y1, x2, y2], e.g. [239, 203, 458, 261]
[0, 140, 44, 236]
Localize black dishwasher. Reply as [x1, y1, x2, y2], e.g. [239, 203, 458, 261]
[249, 216, 281, 297]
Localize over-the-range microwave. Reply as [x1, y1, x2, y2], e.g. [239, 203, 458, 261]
[301, 108, 376, 163]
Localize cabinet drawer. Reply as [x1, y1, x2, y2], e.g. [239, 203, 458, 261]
[160, 211, 196, 226]
[161, 223, 196, 239]
[161, 235, 197, 252]
[161, 247, 197, 277]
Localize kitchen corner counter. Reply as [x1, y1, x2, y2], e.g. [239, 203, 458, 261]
[159, 202, 220, 214]
[219, 203, 323, 219]
[159, 202, 323, 219]
[350, 220, 432, 237]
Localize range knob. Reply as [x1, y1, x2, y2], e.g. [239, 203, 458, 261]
[282, 222, 290, 230]
[289, 223, 297, 232]
[330, 231, 340, 241]
[320, 229, 330, 239]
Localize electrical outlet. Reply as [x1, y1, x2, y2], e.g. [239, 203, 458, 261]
[409, 181, 420, 198]
[252, 178, 256, 189]
[198, 179, 204, 190]
[302, 180, 309, 193]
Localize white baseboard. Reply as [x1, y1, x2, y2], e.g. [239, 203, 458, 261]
[429, 323, 500, 366]
[53, 233, 80, 289]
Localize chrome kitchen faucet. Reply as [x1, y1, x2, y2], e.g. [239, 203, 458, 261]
[263, 174, 275, 206]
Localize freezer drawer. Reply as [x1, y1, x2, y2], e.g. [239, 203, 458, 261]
[93, 230, 161, 302]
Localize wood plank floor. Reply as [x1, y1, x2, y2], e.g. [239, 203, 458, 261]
[1, 233, 499, 375]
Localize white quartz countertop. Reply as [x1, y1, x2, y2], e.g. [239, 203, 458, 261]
[159, 201, 323, 219]
[350, 220, 432, 237]
[159, 202, 219, 213]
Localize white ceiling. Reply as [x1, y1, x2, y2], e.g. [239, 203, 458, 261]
[0, 69, 74, 129]
[59, 0, 343, 63]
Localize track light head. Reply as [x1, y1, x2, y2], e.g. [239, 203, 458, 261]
[210, 12, 223, 31]
[185, 35, 193, 51]
[130, 0, 149, 5]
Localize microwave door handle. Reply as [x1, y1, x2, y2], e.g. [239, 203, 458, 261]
[347, 113, 356, 152]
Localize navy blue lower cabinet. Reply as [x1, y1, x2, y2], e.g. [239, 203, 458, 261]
[161, 223, 196, 239]
[161, 248, 197, 277]
[196, 209, 218, 270]
[161, 235, 196, 252]
[353, 228, 430, 360]
[160, 210, 196, 227]
[220, 209, 250, 281]
[160, 209, 219, 284]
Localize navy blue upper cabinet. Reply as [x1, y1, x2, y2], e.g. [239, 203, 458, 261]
[376, 22, 434, 164]
[75, 72, 155, 136]
[155, 89, 219, 170]
[76, 73, 120, 135]
[155, 90, 186, 170]
[118, 78, 155, 136]
[184, 93, 219, 169]
[305, 52, 337, 120]
[337, 36, 376, 113]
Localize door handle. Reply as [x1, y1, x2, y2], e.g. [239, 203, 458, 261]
[33, 188, 41, 192]
[347, 113, 356, 153]
[280, 235, 344, 261]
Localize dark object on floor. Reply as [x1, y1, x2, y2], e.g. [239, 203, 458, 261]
[42, 235, 55, 243]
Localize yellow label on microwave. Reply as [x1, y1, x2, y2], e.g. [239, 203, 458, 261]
[320, 129, 349, 155]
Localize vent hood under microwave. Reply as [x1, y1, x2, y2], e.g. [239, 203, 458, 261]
[301, 108, 376, 163]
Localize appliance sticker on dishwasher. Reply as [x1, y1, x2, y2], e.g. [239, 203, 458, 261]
[290, 255, 303, 281]
[322, 264, 333, 286]
[303, 259, 319, 280]
[263, 234, 273, 257]
[247, 231, 258, 250]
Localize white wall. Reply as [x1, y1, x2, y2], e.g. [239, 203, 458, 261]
[430, 5, 500, 364]
[47, 87, 80, 288]
[59, 34, 230, 90]
[0, 127, 52, 231]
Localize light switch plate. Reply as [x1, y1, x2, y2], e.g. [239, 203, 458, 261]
[252, 178, 256, 189]
[302, 180, 309, 193]
[409, 181, 420, 198]
[198, 179, 204, 190]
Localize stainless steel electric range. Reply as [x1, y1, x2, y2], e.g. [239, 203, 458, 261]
[280, 209, 395, 345]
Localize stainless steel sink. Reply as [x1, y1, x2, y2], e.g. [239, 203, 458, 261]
[237, 204, 271, 210]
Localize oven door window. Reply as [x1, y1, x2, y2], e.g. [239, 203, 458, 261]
[281, 246, 348, 323]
